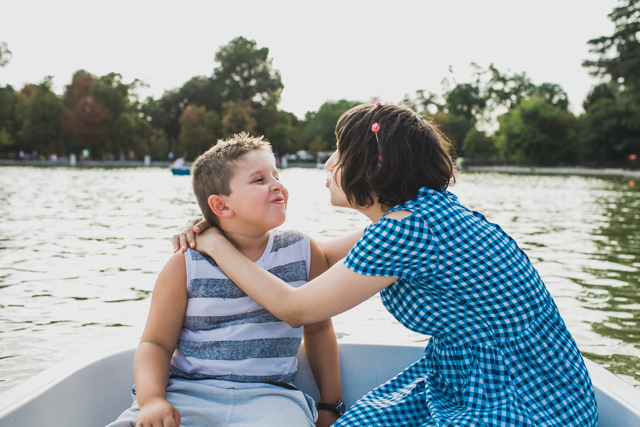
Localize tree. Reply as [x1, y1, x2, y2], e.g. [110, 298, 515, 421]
[61, 70, 110, 154]
[221, 101, 256, 137]
[582, 83, 616, 111]
[463, 129, 496, 163]
[578, 91, 640, 165]
[0, 42, 11, 68]
[0, 85, 14, 151]
[157, 76, 221, 152]
[300, 100, 360, 151]
[178, 105, 220, 159]
[88, 72, 150, 158]
[213, 37, 283, 107]
[496, 97, 577, 165]
[583, 0, 640, 96]
[443, 83, 486, 152]
[19, 77, 65, 155]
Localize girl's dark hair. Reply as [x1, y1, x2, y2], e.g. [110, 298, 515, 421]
[335, 103, 456, 209]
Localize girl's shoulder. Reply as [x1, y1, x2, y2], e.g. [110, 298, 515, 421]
[385, 187, 459, 219]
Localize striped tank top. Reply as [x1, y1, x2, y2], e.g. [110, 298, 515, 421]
[170, 229, 310, 387]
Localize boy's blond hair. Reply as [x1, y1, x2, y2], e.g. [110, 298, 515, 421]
[191, 132, 273, 225]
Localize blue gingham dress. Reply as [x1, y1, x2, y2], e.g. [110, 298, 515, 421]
[334, 187, 597, 427]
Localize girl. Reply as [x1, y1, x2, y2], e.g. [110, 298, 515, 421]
[176, 104, 597, 426]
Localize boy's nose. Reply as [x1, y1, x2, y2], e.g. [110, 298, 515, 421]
[271, 178, 284, 190]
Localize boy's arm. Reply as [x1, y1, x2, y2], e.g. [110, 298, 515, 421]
[133, 251, 188, 427]
[303, 238, 343, 427]
[315, 228, 364, 267]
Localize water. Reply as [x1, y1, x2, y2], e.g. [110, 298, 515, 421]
[0, 167, 639, 393]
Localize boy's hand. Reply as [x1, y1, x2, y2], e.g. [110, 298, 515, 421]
[136, 397, 181, 427]
[316, 409, 339, 427]
[172, 218, 211, 253]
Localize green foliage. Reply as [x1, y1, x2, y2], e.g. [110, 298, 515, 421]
[91, 73, 130, 120]
[178, 105, 220, 159]
[86, 72, 151, 158]
[150, 130, 170, 160]
[0, 42, 11, 68]
[578, 91, 640, 164]
[583, 0, 640, 97]
[579, 0, 640, 165]
[0, 85, 14, 147]
[221, 101, 256, 137]
[213, 36, 283, 107]
[300, 100, 360, 151]
[20, 78, 65, 154]
[0, 128, 14, 147]
[308, 135, 328, 155]
[484, 65, 570, 111]
[582, 83, 616, 111]
[496, 97, 577, 165]
[463, 129, 496, 162]
[445, 83, 486, 122]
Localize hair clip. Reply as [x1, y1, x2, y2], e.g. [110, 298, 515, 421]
[375, 102, 381, 108]
[371, 123, 380, 143]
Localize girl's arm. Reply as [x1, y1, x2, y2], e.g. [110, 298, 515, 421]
[133, 251, 188, 427]
[303, 238, 342, 427]
[196, 228, 397, 328]
[315, 229, 364, 268]
[172, 218, 363, 264]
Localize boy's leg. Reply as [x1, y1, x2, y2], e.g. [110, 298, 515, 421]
[227, 387, 316, 427]
[105, 380, 232, 427]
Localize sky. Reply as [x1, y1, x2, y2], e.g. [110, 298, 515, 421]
[1, 0, 619, 119]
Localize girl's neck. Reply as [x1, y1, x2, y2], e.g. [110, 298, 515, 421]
[356, 202, 388, 223]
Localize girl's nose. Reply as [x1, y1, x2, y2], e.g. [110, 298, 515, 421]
[325, 151, 338, 170]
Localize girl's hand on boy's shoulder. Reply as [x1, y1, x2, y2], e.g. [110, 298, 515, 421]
[193, 226, 226, 256]
[136, 397, 181, 427]
[172, 217, 211, 253]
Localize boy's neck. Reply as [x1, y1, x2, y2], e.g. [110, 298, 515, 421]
[221, 228, 271, 263]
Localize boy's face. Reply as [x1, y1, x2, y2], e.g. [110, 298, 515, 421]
[225, 149, 288, 230]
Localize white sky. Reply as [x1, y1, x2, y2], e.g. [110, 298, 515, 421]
[1, 0, 618, 119]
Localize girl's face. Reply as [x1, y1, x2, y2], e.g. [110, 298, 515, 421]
[324, 150, 350, 208]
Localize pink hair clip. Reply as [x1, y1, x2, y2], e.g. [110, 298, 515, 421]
[371, 122, 380, 142]
[375, 102, 382, 108]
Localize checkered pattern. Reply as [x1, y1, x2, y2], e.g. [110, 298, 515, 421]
[336, 188, 597, 426]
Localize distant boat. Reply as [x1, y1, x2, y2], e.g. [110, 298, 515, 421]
[170, 167, 190, 176]
[1, 341, 639, 426]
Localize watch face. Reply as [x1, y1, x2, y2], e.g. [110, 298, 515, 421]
[337, 401, 346, 415]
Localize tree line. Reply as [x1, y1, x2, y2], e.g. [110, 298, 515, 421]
[0, 0, 638, 166]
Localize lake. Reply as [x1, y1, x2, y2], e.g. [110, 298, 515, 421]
[0, 166, 639, 393]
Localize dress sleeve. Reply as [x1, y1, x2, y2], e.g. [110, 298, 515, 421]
[343, 215, 438, 280]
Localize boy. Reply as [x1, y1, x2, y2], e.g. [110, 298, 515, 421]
[108, 133, 342, 427]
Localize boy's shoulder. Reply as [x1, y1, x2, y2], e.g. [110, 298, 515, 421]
[271, 229, 309, 253]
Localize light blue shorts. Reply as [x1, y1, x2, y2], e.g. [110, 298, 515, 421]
[106, 379, 317, 427]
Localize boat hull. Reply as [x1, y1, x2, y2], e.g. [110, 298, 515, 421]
[0, 341, 638, 426]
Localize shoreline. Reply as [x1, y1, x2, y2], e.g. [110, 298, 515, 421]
[0, 160, 320, 169]
[2, 160, 640, 178]
[464, 166, 640, 179]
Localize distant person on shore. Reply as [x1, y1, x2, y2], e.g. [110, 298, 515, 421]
[176, 103, 598, 426]
[108, 134, 342, 427]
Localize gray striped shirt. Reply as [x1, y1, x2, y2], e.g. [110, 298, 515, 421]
[170, 229, 310, 386]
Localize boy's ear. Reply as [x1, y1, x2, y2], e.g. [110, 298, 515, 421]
[208, 195, 233, 218]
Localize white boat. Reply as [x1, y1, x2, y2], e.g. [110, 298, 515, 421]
[0, 341, 639, 426]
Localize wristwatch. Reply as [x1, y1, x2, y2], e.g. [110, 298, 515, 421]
[317, 400, 345, 417]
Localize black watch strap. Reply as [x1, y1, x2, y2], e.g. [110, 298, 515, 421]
[317, 400, 345, 417]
